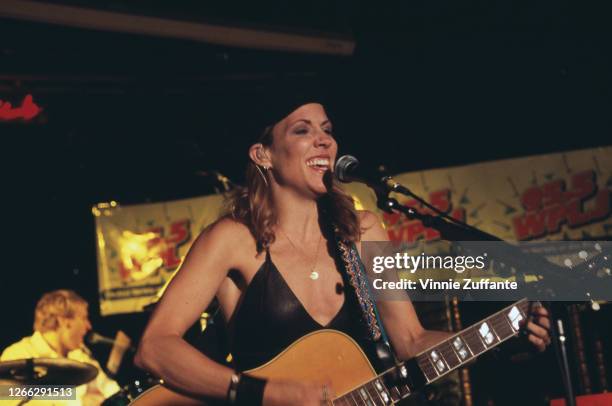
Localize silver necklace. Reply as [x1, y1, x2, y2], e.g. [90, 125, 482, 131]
[278, 228, 322, 280]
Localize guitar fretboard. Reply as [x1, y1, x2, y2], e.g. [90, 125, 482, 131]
[414, 299, 531, 383]
[333, 299, 533, 405]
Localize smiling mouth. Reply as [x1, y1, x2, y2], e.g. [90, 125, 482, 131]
[306, 157, 331, 172]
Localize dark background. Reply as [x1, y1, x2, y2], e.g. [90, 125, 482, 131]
[1, 1, 611, 404]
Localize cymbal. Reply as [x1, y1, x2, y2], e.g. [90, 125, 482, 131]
[0, 358, 98, 386]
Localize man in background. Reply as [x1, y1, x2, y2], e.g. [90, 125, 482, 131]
[1, 289, 120, 405]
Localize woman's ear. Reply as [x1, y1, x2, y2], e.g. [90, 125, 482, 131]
[249, 143, 272, 169]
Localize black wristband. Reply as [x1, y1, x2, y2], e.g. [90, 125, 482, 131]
[235, 373, 267, 406]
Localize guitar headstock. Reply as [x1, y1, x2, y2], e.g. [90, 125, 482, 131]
[451, 241, 612, 303]
[555, 242, 611, 308]
[558, 242, 611, 277]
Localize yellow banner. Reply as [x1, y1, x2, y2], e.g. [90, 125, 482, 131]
[94, 147, 611, 315]
[345, 147, 611, 242]
[94, 194, 225, 315]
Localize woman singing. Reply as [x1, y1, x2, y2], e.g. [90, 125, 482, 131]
[135, 98, 550, 405]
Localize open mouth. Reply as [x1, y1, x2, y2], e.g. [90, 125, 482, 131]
[306, 157, 331, 173]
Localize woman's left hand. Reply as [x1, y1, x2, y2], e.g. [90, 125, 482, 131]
[524, 305, 551, 352]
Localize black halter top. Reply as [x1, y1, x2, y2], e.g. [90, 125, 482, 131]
[228, 249, 372, 372]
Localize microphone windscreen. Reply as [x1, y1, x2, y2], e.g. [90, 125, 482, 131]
[335, 155, 359, 183]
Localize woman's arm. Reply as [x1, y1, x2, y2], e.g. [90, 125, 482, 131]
[134, 218, 246, 400]
[358, 211, 451, 360]
[358, 210, 550, 360]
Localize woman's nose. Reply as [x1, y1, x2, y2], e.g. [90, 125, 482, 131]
[314, 130, 333, 147]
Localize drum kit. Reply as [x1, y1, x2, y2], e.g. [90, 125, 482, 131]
[0, 356, 160, 405]
[0, 357, 97, 405]
[0, 298, 226, 405]
[0, 357, 98, 386]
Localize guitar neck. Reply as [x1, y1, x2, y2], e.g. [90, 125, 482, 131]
[334, 299, 534, 405]
[413, 298, 532, 383]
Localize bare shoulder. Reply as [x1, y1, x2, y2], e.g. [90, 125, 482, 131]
[357, 210, 388, 242]
[190, 216, 257, 266]
[196, 216, 251, 245]
[203, 216, 251, 238]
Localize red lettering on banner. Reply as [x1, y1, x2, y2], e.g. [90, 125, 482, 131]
[546, 204, 566, 233]
[149, 220, 191, 269]
[513, 212, 547, 239]
[383, 188, 466, 243]
[118, 220, 192, 280]
[429, 189, 451, 213]
[386, 227, 404, 241]
[163, 220, 191, 268]
[513, 170, 610, 240]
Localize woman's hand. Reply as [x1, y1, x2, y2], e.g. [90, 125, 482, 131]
[263, 379, 334, 406]
[523, 305, 551, 352]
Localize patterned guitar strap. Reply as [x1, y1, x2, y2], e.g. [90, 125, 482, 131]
[336, 238, 391, 348]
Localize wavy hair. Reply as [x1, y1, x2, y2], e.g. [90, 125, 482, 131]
[34, 289, 88, 333]
[226, 125, 361, 251]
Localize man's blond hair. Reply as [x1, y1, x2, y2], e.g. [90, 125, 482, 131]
[34, 290, 88, 333]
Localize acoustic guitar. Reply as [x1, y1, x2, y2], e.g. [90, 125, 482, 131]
[131, 247, 611, 405]
[131, 299, 532, 405]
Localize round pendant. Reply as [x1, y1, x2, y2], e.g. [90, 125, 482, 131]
[309, 271, 319, 280]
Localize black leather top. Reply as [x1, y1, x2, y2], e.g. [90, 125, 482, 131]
[228, 249, 371, 371]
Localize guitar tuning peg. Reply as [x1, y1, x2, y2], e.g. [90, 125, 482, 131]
[594, 243, 602, 252]
[578, 250, 588, 259]
[563, 258, 573, 268]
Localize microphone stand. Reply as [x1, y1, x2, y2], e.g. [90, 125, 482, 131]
[370, 176, 577, 406]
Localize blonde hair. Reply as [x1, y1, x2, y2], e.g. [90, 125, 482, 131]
[34, 290, 88, 333]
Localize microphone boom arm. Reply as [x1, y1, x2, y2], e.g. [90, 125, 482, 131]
[382, 178, 501, 241]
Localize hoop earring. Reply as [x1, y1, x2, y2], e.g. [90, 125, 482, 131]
[255, 165, 269, 186]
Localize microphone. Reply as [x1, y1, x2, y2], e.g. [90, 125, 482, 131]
[334, 155, 389, 186]
[85, 331, 135, 352]
[86, 331, 115, 346]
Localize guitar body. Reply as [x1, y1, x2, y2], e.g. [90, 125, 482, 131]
[131, 329, 378, 405]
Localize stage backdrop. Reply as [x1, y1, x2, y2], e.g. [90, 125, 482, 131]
[94, 147, 611, 315]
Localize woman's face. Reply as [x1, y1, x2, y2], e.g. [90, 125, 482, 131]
[268, 103, 337, 198]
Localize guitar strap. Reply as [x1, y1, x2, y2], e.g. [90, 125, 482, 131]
[336, 239, 390, 346]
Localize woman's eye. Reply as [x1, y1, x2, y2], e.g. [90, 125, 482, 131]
[293, 127, 309, 135]
[324, 128, 333, 135]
